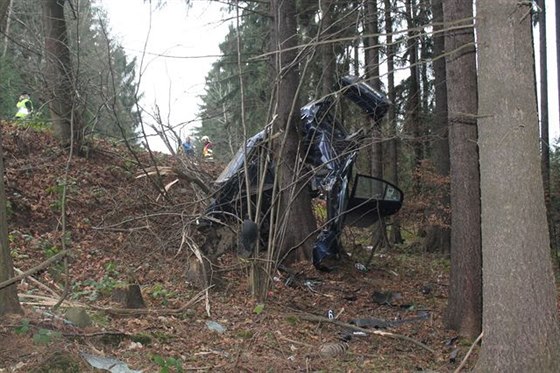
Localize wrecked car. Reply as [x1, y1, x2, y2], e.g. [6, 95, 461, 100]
[202, 76, 404, 269]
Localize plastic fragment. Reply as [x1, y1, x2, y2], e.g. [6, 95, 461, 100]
[206, 320, 226, 333]
[81, 352, 142, 373]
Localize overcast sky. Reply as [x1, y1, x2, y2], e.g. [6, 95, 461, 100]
[97, 0, 231, 152]
[97, 0, 559, 152]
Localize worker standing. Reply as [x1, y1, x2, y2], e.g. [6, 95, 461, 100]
[14, 92, 33, 120]
[182, 136, 195, 156]
[201, 136, 214, 160]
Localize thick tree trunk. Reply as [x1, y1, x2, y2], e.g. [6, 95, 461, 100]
[270, 0, 315, 264]
[0, 127, 22, 315]
[475, 1, 560, 371]
[443, 0, 482, 339]
[42, 0, 82, 146]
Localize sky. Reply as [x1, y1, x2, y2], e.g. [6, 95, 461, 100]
[97, 0, 232, 153]
[97, 1, 559, 152]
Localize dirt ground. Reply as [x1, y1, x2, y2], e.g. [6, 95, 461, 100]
[0, 122, 495, 372]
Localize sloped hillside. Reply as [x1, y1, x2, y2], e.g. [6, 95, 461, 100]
[0, 122, 471, 372]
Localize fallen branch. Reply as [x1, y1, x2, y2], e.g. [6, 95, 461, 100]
[18, 293, 85, 308]
[454, 331, 483, 373]
[14, 267, 61, 298]
[0, 250, 69, 290]
[90, 286, 211, 316]
[295, 313, 437, 355]
[137, 166, 211, 194]
[62, 330, 131, 338]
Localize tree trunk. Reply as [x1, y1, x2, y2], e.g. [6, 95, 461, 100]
[270, 0, 315, 264]
[537, 0, 551, 234]
[365, 0, 382, 179]
[557, 0, 560, 141]
[1, 0, 12, 58]
[384, 0, 402, 245]
[475, 1, 560, 371]
[42, 0, 82, 146]
[0, 127, 22, 315]
[405, 0, 422, 170]
[443, 0, 482, 339]
[0, 0, 9, 32]
[320, 0, 335, 96]
[423, 0, 450, 254]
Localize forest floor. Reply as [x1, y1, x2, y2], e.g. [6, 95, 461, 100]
[0, 122, 554, 373]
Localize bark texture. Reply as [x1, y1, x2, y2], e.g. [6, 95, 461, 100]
[443, 0, 482, 339]
[42, 0, 82, 146]
[270, 0, 315, 262]
[475, 1, 560, 371]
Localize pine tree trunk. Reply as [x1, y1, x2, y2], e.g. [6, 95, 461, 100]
[405, 0, 422, 170]
[423, 0, 450, 254]
[443, 0, 482, 339]
[475, 1, 560, 370]
[384, 0, 402, 245]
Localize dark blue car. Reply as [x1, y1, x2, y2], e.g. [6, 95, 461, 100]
[203, 76, 404, 269]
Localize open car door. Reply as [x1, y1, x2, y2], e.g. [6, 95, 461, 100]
[344, 174, 404, 228]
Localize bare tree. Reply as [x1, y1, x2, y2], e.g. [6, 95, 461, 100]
[475, 1, 560, 370]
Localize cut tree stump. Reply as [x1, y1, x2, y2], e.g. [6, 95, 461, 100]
[111, 284, 146, 309]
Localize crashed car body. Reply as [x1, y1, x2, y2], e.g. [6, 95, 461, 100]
[204, 76, 404, 269]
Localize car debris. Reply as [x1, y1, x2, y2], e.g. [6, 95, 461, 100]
[201, 76, 404, 270]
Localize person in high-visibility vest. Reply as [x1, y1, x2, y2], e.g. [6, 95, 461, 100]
[201, 136, 214, 160]
[15, 92, 33, 119]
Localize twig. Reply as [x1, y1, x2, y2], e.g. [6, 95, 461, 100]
[278, 335, 314, 348]
[62, 330, 130, 338]
[14, 267, 60, 298]
[0, 250, 69, 290]
[454, 332, 483, 373]
[295, 313, 437, 355]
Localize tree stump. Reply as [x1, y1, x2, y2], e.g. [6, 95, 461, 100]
[111, 284, 145, 309]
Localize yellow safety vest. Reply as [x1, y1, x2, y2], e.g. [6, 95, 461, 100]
[15, 99, 32, 118]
